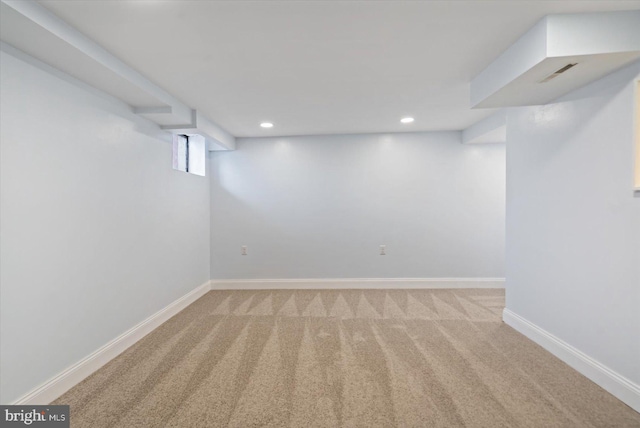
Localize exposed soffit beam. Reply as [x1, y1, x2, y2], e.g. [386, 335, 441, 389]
[471, 10, 640, 109]
[1, 0, 235, 151]
[462, 110, 507, 145]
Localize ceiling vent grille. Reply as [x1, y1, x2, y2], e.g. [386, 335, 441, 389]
[539, 63, 578, 83]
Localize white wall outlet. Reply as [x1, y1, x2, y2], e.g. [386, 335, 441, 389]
[241, 245, 247, 255]
[380, 245, 386, 255]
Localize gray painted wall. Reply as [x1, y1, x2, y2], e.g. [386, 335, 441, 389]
[0, 50, 211, 403]
[505, 60, 640, 384]
[210, 132, 505, 279]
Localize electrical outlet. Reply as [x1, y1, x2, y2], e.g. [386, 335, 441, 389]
[241, 245, 247, 256]
[380, 245, 386, 255]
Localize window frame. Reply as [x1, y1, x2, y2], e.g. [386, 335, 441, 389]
[634, 80, 640, 192]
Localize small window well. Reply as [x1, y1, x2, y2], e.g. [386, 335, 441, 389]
[172, 134, 205, 176]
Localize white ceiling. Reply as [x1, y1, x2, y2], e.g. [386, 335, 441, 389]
[33, 0, 640, 137]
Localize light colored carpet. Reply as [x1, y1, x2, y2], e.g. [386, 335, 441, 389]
[54, 289, 640, 427]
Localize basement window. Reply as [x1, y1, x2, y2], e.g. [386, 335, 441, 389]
[172, 134, 205, 176]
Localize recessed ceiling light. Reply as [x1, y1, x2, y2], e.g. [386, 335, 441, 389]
[401, 117, 414, 124]
[260, 122, 274, 128]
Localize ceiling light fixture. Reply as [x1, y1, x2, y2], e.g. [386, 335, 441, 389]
[401, 117, 414, 124]
[260, 122, 274, 128]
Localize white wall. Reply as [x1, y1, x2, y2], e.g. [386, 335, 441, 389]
[0, 49, 210, 403]
[505, 60, 640, 386]
[210, 132, 505, 279]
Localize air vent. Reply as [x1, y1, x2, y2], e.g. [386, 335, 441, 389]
[540, 63, 578, 83]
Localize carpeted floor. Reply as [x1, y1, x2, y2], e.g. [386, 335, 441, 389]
[54, 289, 640, 427]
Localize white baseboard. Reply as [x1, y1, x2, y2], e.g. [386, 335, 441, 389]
[12, 280, 212, 405]
[211, 277, 505, 290]
[503, 308, 640, 413]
